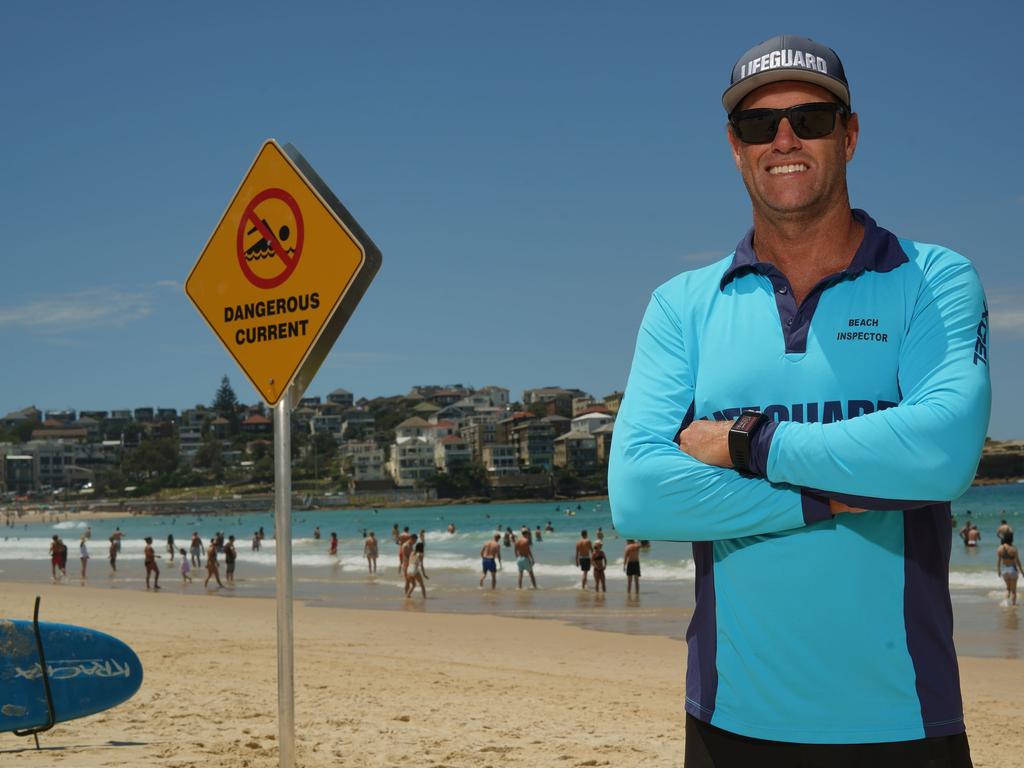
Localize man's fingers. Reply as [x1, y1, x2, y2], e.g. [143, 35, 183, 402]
[829, 499, 868, 514]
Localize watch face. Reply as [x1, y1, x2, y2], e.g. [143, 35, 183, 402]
[735, 413, 758, 431]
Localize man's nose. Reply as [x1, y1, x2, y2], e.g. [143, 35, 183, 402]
[772, 117, 803, 151]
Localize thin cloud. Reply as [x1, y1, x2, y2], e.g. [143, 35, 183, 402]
[0, 288, 154, 332]
[988, 294, 1024, 337]
[990, 309, 1024, 336]
[679, 249, 724, 266]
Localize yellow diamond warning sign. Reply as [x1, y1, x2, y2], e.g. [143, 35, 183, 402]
[185, 140, 381, 406]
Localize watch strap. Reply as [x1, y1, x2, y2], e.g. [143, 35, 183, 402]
[729, 411, 768, 474]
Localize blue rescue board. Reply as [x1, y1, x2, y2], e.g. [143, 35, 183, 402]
[0, 619, 143, 732]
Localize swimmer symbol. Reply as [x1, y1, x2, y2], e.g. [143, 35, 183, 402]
[236, 187, 304, 289]
[244, 219, 294, 262]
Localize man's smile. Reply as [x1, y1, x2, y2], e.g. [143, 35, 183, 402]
[768, 162, 809, 175]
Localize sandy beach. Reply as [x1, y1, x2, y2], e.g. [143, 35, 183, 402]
[1, 581, 1021, 767]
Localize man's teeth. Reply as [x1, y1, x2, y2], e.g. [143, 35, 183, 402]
[769, 163, 807, 175]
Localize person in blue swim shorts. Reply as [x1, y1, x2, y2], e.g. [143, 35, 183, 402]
[514, 527, 537, 589]
[479, 533, 502, 589]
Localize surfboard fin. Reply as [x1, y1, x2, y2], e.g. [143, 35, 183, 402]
[12, 596, 56, 749]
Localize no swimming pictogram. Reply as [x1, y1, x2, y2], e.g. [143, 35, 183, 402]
[187, 139, 381, 406]
[236, 188, 305, 289]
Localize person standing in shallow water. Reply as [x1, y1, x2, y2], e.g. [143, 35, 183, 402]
[997, 519, 1013, 545]
[591, 540, 607, 593]
[144, 536, 160, 590]
[190, 531, 203, 567]
[623, 539, 641, 595]
[363, 531, 378, 573]
[480, 534, 501, 589]
[49, 535, 64, 581]
[224, 535, 237, 585]
[79, 534, 90, 581]
[575, 530, 593, 589]
[404, 541, 428, 598]
[205, 537, 223, 589]
[515, 528, 537, 589]
[108, 536, 118, 573]
[179, 548, 192, 584]
[997, 532, 1021, 606]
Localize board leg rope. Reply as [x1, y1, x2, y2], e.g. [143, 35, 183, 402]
[12, 596, 56, 749]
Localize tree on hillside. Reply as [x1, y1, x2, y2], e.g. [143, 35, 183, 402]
[425, 463, 489, 499]
[212, 375, 240, 435]
[526, 401, 548, 418]
[122, 437, 179, 481]
[0, 419, 41, 443]
[213, 375, 239, 414]
[299, 430, 339, 480]
[193, 436, 225, 481]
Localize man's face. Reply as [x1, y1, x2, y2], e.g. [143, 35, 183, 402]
[727, 81, 859, 220]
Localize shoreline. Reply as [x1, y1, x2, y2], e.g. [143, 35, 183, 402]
[1, 554, 1019, 660]
[2, 494, 605, 524]
[6, 478, 1023, 523]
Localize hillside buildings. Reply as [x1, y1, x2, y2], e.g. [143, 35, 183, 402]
[0, 384, 620, 498]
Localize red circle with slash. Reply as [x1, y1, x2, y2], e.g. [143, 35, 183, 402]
[236, 188, 304, 289]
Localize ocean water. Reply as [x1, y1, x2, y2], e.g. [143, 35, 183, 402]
[2, 485, 1022, 656]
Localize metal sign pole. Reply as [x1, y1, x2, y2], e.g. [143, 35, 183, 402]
[274, 390, 295, 768]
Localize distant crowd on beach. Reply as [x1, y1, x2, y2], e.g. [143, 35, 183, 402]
[47, 525, 241, 592]
[386, 520, 649, 600]
[37, 510, 1021, 605]
[44, 517, 649, 603]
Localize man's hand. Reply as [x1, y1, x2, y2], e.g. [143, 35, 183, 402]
[829, 499, 867, 515]
[678, 421, 871, 513]
[677, 420, 733, 467]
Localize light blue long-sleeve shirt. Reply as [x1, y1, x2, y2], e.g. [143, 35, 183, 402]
[609, 210, 991, 743]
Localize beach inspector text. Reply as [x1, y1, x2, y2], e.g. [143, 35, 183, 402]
[223, 292, 320, 346]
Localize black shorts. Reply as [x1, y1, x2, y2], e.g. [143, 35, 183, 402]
[684, 714, 973, 768]
[626, 561, 641, 577]
[578, 557, 591, 572]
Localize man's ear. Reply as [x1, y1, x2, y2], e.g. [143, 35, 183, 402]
[845, 112, 859, 163]
[726, 123, 743, 171]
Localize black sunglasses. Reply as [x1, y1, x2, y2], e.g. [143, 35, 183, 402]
[729, 102, 848, 145]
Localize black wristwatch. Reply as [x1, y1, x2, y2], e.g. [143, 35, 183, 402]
[729, 411, 768, 474]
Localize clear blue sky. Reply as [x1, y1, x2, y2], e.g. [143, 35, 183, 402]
[2, 2, 1021, 437]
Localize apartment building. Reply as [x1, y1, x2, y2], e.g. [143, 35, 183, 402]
[553, 430, 598, 474]
[521, 387, 589, 419]
[326, 388, 354, 409]
[510, 420, 555, 470]
[571, 412, 613, 434]
[340, 441, 387, 482]
[482, 444, 517, 476]
[389, 438, 435, 487]
[435, 435, 471, 473]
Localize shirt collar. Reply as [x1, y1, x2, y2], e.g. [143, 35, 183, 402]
[719, 209, 908, 291]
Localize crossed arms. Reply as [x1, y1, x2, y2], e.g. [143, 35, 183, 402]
[608, 255, 991, 542]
